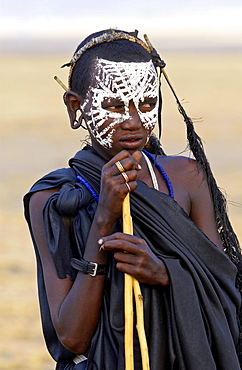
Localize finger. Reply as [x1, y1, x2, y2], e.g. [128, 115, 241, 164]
[107, 170, 137, 189]
[119, 180, 137, 195]
[132, 151, 143, 167]
[101, 240, 137, 254]
[101, 232, 142, 244]
[120, 171, 129, 183]
[102, 151, 142, 182]
[115, 262, 148, 283]
[118, 157, 141, 171]
[110, 159, 140, 179]
[110, 151, 141, 171]
[113, 251, 137, 264]
[123, 169, 138, 182]
[99, 234, 145, 253]
[116, 262, 138, 275]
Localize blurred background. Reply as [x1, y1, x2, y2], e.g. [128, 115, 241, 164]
[1, 0, 242, 368]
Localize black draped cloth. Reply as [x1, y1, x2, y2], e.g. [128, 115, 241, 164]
[24, 146, 241, 369]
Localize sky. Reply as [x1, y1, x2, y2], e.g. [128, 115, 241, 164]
[1, 0, 242, 52]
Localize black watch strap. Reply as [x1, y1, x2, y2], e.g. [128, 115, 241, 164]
[70, 258, 107, 277]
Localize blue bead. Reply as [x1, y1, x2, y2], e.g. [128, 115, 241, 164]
[142, 150, 174, 199]
[76, 173, 99, 201]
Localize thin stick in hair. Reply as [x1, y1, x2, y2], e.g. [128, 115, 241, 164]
[54, 76, 69, 92]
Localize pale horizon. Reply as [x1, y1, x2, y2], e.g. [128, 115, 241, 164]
[1, 1, 242, 53]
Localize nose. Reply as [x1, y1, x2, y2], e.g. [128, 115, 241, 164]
[121, 100, 141, 130]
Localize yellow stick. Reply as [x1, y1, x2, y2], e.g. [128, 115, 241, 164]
[124, 273, 134, 370]
[133, 279, 149, 369]
[123, 194, 134, 370]
[123, 194, 133, 235]
[123, 194, 150, 370]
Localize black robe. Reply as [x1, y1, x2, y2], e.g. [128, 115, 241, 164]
[24, 146, 241, 369]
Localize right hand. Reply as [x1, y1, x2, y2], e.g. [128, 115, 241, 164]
[97, 150, 142, 223]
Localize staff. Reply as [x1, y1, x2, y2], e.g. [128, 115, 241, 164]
[123, 193, 150, 370]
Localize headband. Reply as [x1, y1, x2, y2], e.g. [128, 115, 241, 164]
[62, 30, 151, 68]
[58, 30, 165, 90]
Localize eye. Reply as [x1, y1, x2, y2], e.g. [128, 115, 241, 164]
[101, 99, 125, 113]
[139, 98, 157, 113]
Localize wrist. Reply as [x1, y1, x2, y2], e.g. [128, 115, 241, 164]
[156, 258, 170, 286]
[159, 271, 169, 286]
[94, 209, 117, 235]
[71, 258, 108, 277]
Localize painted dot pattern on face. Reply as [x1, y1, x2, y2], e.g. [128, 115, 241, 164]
[81, 59, 158, 149]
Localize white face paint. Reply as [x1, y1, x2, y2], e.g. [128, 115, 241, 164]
[81, 58, 158, 149]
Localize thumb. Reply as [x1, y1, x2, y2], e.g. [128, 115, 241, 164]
[132, 151, 142, 169]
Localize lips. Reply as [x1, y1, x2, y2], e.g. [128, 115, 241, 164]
[119, 134, 143, 149]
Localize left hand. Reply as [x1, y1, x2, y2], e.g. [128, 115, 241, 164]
[99, 232, 169, 286]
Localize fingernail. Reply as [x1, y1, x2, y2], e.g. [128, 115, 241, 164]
[98, 238, 103, 245]
[137, 164, 142, 170]
[99, 245, 104, 252]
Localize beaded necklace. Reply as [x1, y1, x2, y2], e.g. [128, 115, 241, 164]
[76, 150, 174, 201]
[76, 173, 99, 202]
[142, 150, 174, 199]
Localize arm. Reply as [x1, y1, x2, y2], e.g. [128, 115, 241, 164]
[30, 188, 105, 354]
[161, 156, 223, 251]
[185, 160, 224, 251]
[29, 150, 144, 354]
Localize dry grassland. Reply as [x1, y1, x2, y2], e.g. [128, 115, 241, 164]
[0, 51, 241, 369]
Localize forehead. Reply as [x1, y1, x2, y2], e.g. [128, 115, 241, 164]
[91, 58, 157, 95]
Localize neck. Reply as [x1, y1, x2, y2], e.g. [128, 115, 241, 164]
[90, 139, 113, 161]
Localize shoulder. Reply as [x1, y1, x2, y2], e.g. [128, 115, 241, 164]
[30, 187, 59, 210]
[157, 155, 211, 212]
[158, 155, 205, 188]
[24, 167, 76, 223]
[28, 188, 61, 233]
[158, 154, 199, 170]
[157, 155, 223, 249]
[30, 167, 77, 193]
[29, 185, 75, 240]
[26, 166, 77, 202]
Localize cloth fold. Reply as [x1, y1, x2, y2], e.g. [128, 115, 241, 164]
[24, 146, 241, 369]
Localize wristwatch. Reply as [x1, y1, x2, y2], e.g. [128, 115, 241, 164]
[70, 258, 107, 277]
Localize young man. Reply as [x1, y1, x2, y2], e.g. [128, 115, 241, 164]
[24, 29, 241, 369]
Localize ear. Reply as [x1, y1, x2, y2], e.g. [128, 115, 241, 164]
[64, 91, 83, 129]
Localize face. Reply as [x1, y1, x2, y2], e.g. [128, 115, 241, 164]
[81, 58, 158, 154]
